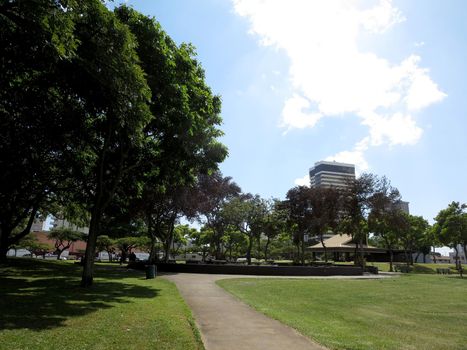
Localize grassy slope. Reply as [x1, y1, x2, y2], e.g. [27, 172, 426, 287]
[0, 259, 203, 350]
[218, 275, 467, 350]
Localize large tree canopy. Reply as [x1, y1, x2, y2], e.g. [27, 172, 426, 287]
[0, 1, 227, 288]
[0, 0, 81, 259]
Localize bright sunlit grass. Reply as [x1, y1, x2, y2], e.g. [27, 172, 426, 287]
[218, 275, 467, 350]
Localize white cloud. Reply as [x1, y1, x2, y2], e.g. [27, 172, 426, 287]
[326, 137, 370, 174]
[294, 174, 310, 186]
[361, 111, 423, 146]
[281, 95, 322, 130]
[233, 0, 446, 170]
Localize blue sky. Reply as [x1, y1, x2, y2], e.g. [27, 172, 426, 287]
[118, 0, 466, 234]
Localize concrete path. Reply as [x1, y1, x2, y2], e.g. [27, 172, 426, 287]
[163, 273, 394, 350]
[164, 273, 396, 350]
[164, 273, 326, 350]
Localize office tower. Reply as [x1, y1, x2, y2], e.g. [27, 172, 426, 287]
[309, 161, 355, 188]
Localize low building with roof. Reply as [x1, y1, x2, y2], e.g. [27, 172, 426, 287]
[308, 234, 406, 262]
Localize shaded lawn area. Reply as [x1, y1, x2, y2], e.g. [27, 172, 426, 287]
[218, 275, 467, 350]
[0, 258, 203, 350]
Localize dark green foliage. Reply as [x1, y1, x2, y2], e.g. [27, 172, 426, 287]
[433, 202, 467, 273]
[0, 0, 81, 258]
[222, 194, 268, 265]
[0, 1, 227, 288]
[195, 172, 241, 259]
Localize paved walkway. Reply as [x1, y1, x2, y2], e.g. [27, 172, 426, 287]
[163, 273, 396, 350]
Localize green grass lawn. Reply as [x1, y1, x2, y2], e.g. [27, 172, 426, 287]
[0, 258, 203, 350]
[218, 275, 467, 350]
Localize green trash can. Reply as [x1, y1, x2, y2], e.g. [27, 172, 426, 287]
[146, 264, 156, 279]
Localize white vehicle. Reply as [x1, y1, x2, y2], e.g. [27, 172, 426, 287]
[236, 257, 258, 264]
[134, 252, 150, 261]
[174, 253, 204, 263]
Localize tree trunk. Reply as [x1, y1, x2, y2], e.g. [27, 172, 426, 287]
[423, 254, 426, 264]
[215, 231, 222, 260]
[257, 236, 261, 260]
[389, 249, 394, 272]
[358, 236, 365, 268]
[120, 249, 127, 265]
[81, 208, 101, 287]
[301, 237, 305, 266]
[56, 250, 62, 260]
[353, 237, 358, 266]
[264, 237, 271, 262]
[246, 235, 253, 265]
[149, 236, 157, 264]
[163, 242, 170, 263]
[0, 225, 9, 262]
[319, 232, 327, 263]
[404, 248, 410, 267]
[462, 243, 467, 266]
[107, 250, 112, 262]
[414, 252, 421, 263]
[147, 219, 156, 264]
[0, 206, 38, 262]
[454, 247, 459, 270]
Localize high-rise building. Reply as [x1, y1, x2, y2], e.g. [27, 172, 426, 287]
[31, 218, 46, 232]
[309, 161, 355, 188]
[394, 200, 410, 214]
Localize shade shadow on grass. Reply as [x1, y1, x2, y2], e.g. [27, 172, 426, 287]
[0, 258, 160, 331]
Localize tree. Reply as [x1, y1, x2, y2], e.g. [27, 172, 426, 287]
[413, 228, 434, 264]
[195, 172, 241, 259]
[223, 195, 268, 265]
[283, 186, 341, 264]
[283, 186, 312, 265]
[340, 173, 378, 267]
[171, 225, 191, 257]
[17, 234, 52, 259]
[69, 1, 152, 287]
[400, 214, 429, 267]
[114, 6, 228, 265]
[96, 235, 115, 262]
[0, 0, 152, 285]
[262, 200, 287, 261]
[222, 225, 247, 262]
[140, 184, 199, 263]
[0, 0, 80, 260]
[115, 237, 145, 265]
[367, 177, 402, 271]
[433, 202, 467, 274]
[49, 228, 83, 260]
[191, 226, 213, 262]
[307, 187, 342, 262]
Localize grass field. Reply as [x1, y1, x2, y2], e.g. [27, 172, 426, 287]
[0, 258, 203, 350]
[218, 275, 467, 350]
